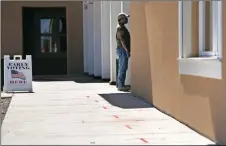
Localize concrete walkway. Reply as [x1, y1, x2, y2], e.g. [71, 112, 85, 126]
[1, 78, 215, 145]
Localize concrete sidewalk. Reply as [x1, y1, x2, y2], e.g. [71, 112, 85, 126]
[1, 79, 215, 145]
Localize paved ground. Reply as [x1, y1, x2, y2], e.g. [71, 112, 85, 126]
[1, 77, 215, 145]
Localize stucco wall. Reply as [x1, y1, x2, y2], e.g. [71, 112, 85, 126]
[130, 2, 152, 102]
[131, 1, 226, 144]
[1, 1, 83, 74]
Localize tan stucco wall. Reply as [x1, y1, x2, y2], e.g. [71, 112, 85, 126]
[130, 2, 152, 102]
[131, 1, 226, 144]
[1, 1, 83, 74]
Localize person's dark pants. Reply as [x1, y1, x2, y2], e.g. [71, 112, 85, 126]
[116, 48, 130, 88]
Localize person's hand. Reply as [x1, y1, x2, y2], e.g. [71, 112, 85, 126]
[126, 51, 131, 58]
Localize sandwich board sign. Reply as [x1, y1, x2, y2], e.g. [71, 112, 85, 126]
[3, 55, 33, 92]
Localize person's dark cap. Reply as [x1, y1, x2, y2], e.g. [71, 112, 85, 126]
[118, 12, 130, 21]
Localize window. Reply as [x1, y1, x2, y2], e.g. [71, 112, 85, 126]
[39, 17, 67, 54]
[199, 1, 212, 55]
[199, 1, 222, 58]
[178, 1, 222, 79]
[59, 17, 67, 52]
[40, 18, 58, 53]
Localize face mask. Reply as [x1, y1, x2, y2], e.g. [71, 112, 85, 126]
[119, 17, 128, 25]
[125, 18, 128, 24]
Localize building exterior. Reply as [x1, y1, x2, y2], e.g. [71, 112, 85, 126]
[1, 1, 83, 75]
[130, 1, 226, 144]
[83, 1, 131, 84]
[1, 0, 226, 144]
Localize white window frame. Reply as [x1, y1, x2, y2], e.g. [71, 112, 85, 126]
[178, 1, 222, 79]
[199, 1, 222, 58]
[199, 1, 213, 57]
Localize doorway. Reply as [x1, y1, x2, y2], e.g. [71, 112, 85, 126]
[23, 7, 67, 75]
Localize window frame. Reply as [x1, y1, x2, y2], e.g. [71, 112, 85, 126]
[198, 1, 213, 57]
[178, 1, 222, 59]
[198, 1, 222, 58]
[178, 1, 222, 79]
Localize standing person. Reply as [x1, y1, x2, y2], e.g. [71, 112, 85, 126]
[116, 12, 130, 91]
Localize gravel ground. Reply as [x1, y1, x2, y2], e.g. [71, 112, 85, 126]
[1, 93, 13, 123]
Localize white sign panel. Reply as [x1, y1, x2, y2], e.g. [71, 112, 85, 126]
[4, 55, 33, 92]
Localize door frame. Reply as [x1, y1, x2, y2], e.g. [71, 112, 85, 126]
[22, 7, 68, 75]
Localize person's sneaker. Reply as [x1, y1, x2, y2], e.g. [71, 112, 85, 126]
[118, 86, 130, 91]
[125, 85, 131, 88]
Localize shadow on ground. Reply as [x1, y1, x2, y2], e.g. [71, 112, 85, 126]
[98, 93, 153, 109]
[33, 74, 110, 83]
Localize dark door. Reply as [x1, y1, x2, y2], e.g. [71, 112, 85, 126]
[23, 8, 67, 75]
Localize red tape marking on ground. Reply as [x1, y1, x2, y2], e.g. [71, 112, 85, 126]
[125, 125, 132, 129]
[103, 106, 108, 109]
[135, 120, 145, 122]
[140, 138, 148, 143]
[113, 115, 119, 119]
